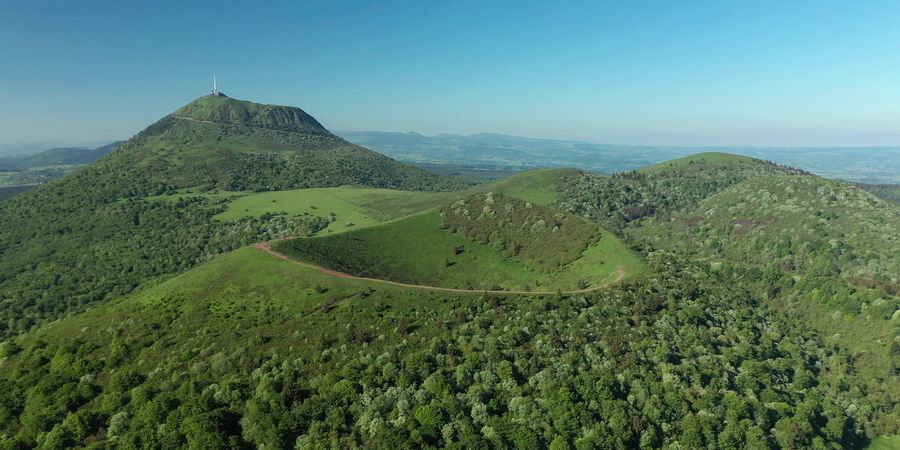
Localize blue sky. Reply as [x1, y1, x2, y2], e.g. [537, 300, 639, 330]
[2, 0, 900, 146]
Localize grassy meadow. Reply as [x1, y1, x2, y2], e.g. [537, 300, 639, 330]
[274, 209, 642, 291]
[149, 185, 454, 234]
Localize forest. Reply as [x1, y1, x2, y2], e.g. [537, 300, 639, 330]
[0, 251, 878, 449]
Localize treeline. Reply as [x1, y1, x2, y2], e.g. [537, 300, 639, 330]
[0, 193, 324, 339]
[556, 157, 808, 231]
[0, 252, 877, 448]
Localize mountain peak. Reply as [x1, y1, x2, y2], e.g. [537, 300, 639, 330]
[172, 95, 330, 134]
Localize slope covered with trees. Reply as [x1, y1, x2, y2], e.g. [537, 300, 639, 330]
[1, 146, 896, 448]
[556, 153, 808, 231]
[552, 154, 900, 436]
[440, 192, 599, 272]
[0, 247, 878, 449]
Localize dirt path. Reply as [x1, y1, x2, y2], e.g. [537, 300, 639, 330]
[252, 242, 625, 296]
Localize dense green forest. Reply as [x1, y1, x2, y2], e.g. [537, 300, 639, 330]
[552, 154, 900, 435]
[0, 248, 879, 449]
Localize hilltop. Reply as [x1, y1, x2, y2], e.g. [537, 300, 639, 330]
[103, 95, 466, 193]
[555, 152, 809, 230]
[172, 95, 330, 134]
[274, 192, 641, 292]
[0, 95, 467, 338]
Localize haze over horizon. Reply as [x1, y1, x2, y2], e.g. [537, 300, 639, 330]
[3, 1, 900, 147]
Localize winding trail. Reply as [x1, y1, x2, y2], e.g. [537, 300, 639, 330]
[252, 242, 625, 296]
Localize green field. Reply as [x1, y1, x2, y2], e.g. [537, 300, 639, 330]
[866, 436, 900, 450]
[275, 209, 642, 291]
[475, 168, 576, 205]
[150, 185, 454, 234]
[215, 186, 453, 231]
[147, 169, 580, 236]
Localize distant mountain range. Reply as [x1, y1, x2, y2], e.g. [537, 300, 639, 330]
[337, 131, 900, 184]
[0, 141, 124, 171]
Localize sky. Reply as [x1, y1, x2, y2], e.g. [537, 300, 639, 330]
[2, 0, 900, 147]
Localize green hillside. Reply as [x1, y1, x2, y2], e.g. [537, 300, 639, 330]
[629, 175, 900, 431]
[0, 95, 466, 339]
[274, 205, 641, 292]
[638, 152, 759, 174]
[149, 185, 454, 234]
[555, 152, 808, 231]
[633, 175, 899, 290]
[107, 95, 467, 193]
[478, 168, 576, 206]
[0, 246, 877, 448]
[856, 183, 900, 204]
[441, 192, 601, 272]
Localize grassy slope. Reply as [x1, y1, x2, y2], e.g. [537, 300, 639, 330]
[3, 247, 469, 397]
[217, 187, 453, 233]
[275, 209, 642, 291]
[0, 245, 878, 448]
[632, 175, 899, 280]
[150, 168, 580, 235]
[474, 168, 576, 205]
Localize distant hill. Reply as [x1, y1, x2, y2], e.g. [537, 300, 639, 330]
[856, 182, 900, 204]
[103, 95, 466, 193]
[554, 153, 900, 434]
[0, 94, 466, 338]
[0, 142, 125, 199]
[556, 153, 809, 230]
[338, 130, 900, 183]
[0, 141, 124, 170]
